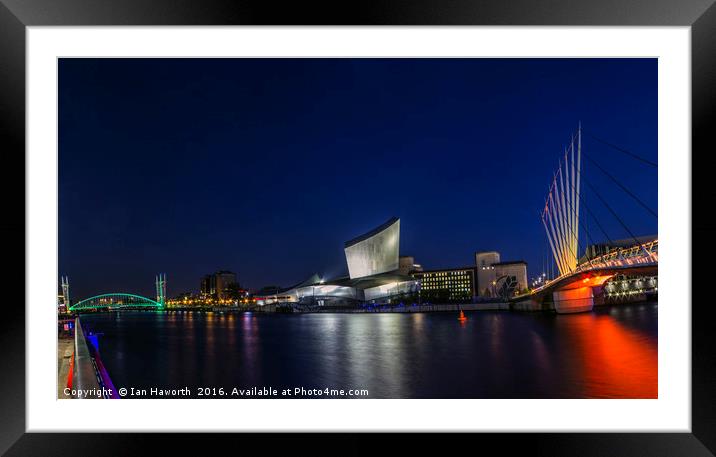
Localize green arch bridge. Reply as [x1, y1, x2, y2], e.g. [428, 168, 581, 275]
[69, 293, 164, 312]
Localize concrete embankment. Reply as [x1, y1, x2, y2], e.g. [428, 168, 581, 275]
[253, 302, 510, 313]
[510, 298, 547, 312]
[337, 303, 510, 313]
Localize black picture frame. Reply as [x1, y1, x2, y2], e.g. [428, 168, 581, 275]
[1, 1, 713, 455]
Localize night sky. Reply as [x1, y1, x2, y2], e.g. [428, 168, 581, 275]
[59, 58, 657, 300]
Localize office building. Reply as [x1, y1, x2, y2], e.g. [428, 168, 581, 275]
[398, 256, 423, 275]
[201, 270, 238, 299]
[493, 261, 528, 297]
[412, 267, 476, 303]
[215, 271, 237, 299]
[475, 251, 528, 298]
[200, 274, 216, 296]
[475, 251, 500, 296]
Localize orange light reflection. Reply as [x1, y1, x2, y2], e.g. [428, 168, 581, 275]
[564, 313, 657, 398]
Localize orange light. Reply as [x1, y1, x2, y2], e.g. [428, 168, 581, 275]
[587, 275, 615, 286]
[561, 274, 616, 290]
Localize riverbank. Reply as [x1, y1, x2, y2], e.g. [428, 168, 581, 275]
[65, 298, 654, 317]
[276, 302, 509, 313]
[161, 302, 511, 314]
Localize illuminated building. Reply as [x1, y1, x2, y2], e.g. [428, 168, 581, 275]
[200, 274, 215, 296]
[603, 274, 658, 301]
[493, 261, 528, 297]
[411, 267, 476, 303]
[200, 271, 238, 299]
[256, 218, 418, 307]
[215, 271, 237, 299]
[475, 251, 500, 296]
[57, 293, 67, 313]
[475, 252, 528, 298]
[344, 217, 400, 279]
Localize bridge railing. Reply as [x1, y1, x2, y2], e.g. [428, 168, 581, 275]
[532, 239, 658, 294]
[70, 293, 164, 312]
[575, 239, 658, 272]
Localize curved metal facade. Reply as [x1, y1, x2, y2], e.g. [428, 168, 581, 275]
[344, 218, 400, 279]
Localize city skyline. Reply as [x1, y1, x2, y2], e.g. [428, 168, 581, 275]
[59, 58, 657, 300]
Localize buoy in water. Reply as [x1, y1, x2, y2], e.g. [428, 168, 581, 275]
[458, 310, 467, 321]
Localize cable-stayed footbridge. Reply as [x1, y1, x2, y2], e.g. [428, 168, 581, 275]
[514, 125, 657, 313]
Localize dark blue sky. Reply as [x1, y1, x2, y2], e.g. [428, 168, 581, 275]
[59, 58, 657, 300]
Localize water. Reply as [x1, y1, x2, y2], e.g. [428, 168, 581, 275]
[79, 304, 657, 398]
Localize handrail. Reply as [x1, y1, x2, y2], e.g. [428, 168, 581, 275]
[70, 292, 163, 311]
[532, 239, 658, 294]
[71, 318, 102, 397]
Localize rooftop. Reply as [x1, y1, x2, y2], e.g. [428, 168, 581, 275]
[344, 217, 400, 248]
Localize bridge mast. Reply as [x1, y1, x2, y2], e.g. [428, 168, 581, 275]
[575, 123, 582, 266]
[542, 125, 582, 277]
[61, 276, 70, 308]
[155, 273, 166, 306]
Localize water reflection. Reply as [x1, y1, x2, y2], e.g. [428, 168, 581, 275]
[241, 313, 260, 385]
[80, 304, 657, 399]
[559, 312, 657, 398]
[345, 315, 370, 392]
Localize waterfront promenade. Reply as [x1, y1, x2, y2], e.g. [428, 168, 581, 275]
[57, 337, 73, 399]
[160, 302, 512, 314]
[261, 302, 510, 313]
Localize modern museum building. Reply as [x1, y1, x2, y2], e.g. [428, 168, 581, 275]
[255, 217, 419, 307]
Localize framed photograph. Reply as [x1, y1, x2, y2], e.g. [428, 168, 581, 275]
[2, 0, 714, 454]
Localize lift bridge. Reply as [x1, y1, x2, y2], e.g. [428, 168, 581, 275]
[68, 274, 167, 312]
[513, 124, 658, 313]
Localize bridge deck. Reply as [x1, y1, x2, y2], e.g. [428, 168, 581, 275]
[524, 240, 657, 300]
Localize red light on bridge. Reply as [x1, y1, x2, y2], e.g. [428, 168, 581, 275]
[580, 275, 615, 287]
